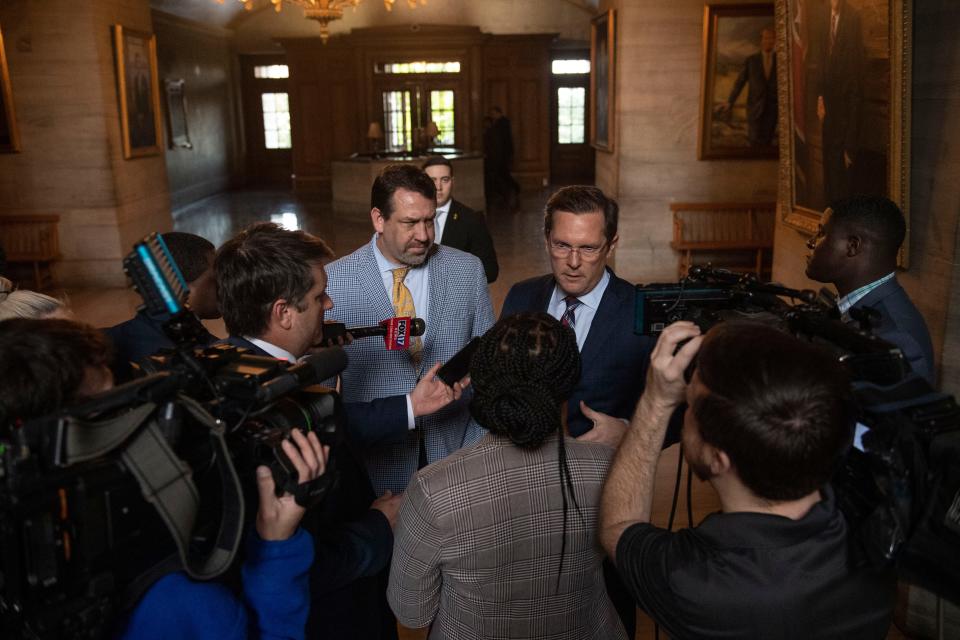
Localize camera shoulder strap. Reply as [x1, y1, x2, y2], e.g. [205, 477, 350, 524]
[119, 394, 245, 581]
[60, 396, 245, 582]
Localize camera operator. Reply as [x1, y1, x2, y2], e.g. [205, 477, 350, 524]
[599, 321, 896, 638]
[106, 231, 220, 375]
[0, 317, 328, 640]
[215, 221, 467, 639]
[806, 195, 934, 383]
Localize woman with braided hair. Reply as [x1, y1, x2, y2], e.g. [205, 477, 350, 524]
[388, 312, 627, 640]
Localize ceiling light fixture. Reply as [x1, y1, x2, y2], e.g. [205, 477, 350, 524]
[219, 0, 427, 43]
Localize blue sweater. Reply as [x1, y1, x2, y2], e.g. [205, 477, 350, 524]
[115, 528, 314, 640]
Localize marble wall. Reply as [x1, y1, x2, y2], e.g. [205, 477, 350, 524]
[0, 0, 172, 287]
[596, 0, 779, 284]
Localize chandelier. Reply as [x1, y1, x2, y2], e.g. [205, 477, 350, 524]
[220, 0, 427, 43]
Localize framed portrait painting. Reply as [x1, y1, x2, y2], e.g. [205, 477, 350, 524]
[0, 23, 21, 153]
[590, 9, 616, 152]
[776, 0, 911, 246]
[113, 25, 163, 159]
[699, 3, 779, 159]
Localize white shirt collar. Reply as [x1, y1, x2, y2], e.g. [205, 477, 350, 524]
[436, 199, 452, 216]
[837, 272, 895, 314]
[244, 336, 298, 362]
[550, 268, 611, 310]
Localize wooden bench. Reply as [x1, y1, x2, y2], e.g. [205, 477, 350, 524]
[0, 214, 61, 290]
[670, 202, 776, 279]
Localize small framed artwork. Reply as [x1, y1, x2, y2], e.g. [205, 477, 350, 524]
[777, 0, 912, 251]
[590, 9, 616, 152]
[0, 23, 21, 153]
[112, 24, 163, 159]
[164, 79, 193, 149]
[699, 3, 778, 160]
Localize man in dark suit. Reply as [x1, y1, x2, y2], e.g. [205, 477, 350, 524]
[215, 221, 468, 639]
[422, 155, 499, 282]
[816, 0, 864, 205]
[106, 232, 220, 378]
[500, 186, 656, 638]
[718, 27, 778, 147]
[806, 195, 935, 383]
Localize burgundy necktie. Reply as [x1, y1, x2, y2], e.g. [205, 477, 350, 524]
[561, 296, 582, 328]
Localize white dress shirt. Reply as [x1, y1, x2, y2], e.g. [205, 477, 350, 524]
[434, 200, 452, 243]
[244, 336, 298, 363]
[547, 269, 611, 351]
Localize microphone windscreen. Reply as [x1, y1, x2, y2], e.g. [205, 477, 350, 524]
[411, 318, 426, 337]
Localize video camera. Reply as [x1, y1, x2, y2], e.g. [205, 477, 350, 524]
[635, 266, 960, 604]
[0, 234, 348, 638]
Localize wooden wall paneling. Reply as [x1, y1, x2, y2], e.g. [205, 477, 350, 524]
[483, 34, 555, 190]
[284, 39, 359, 193]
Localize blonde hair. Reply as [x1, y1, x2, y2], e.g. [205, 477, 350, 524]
[0, 277, 68, 320]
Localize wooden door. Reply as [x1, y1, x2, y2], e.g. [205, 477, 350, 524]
[240, 55, 293, 187]
[550, 70, 595, 185]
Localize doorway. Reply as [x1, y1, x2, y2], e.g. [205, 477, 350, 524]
[240, 55, 293, 187]
[550, 55, 595, 185]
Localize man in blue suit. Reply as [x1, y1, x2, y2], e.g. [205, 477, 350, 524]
[500, 185, 656, 638]
[501, 186, 655, 446]
[215, 221, 467, 639]
[325, 164, 495, 496]
[806, 195, 935, 384]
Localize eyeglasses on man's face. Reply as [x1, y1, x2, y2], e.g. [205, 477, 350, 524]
[549, 241, 606, 259]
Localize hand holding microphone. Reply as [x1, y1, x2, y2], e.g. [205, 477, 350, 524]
[320, 317, 426, 350]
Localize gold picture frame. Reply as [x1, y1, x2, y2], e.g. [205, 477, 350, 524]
[112, 25, 163, 159]
[0, 23, 21, 153]
[776, 0, 911, 254]
[698, 3, 778, 160]
[590, 9, 616, 152]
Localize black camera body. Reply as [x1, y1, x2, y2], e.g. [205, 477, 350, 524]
[635, 267, 960, 604]
[0, 234, 349, 638]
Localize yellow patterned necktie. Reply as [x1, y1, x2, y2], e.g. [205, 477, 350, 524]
[391, 266, 422, 364]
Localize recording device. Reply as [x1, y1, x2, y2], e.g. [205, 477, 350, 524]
[1, 233, 347, 639]
[322, 316, 426, 350]
[635, 266, 960, 603]
[437, 337, 480, 387]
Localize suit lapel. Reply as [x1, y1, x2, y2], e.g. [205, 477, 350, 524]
[534, 275, 555, 312]
[357, 240, 398, 322]
[579, 271, 625, 368]
[422, 246, 446, 364]
[441, 201, 465, 248]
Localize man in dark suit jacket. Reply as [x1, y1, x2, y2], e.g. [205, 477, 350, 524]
[215, 221, 469, 639]
[106, 232, 220, 379]
[422, 155, 499, 282]
[816, 0, 864, 204]
[806, 195, 935, 383]
[720, 27, 778, 147]
[500, 186, 656, 638]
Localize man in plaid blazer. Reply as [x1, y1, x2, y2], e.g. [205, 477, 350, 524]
[325, 164, 495, 495]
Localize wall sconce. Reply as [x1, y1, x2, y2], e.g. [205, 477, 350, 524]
[367, 121, 384, 155]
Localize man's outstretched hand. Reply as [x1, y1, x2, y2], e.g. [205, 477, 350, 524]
[410, 362, 470, 418]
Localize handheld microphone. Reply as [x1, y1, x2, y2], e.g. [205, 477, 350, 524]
[322, 317, 426, 350]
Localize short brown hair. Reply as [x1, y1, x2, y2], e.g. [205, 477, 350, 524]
[215, 222, 334, 338]
[543, 185, 619, 243]
[371, 164, 437, 219]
